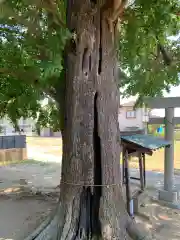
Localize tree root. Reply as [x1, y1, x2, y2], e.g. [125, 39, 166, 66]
[24, 206, 153, 240]
[24, 204, 59, 240]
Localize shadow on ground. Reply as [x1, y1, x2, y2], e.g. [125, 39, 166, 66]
[0, 159, 60, 240]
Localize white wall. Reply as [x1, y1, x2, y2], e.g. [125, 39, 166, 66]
[118, 107, 145, 131]
[53, 132, 62, 137]
[40, 129, 61, 137]
[0, 116, 61, 137]
[40, 128, 51, 137]
[0, 117, 36, 136]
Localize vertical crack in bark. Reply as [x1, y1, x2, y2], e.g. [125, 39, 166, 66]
[82, 47, 91, 77]
[91, 92, 102, 237]
[75, 186, 92, 239]
[68, 29, 77, 56]
[90, 0, 97, 4]
[74, 92, 102, 239]
[89, 53, 92, 71]
[74, 186, 92, 239]
[98, 11, 102, 75]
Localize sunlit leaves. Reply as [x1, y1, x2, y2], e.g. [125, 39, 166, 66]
[119, 0, 180, 99]
[0, 0, 69, 128]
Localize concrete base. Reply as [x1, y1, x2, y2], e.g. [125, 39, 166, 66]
[152, 196, 180, 210]
[133, 191, 149, 214]
[159, 189, 178, 203]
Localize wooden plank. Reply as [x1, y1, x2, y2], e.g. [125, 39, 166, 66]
[0, 148, 27, 162]
[142, 153, 146, 187]
[149, 117, 180, 124]
[122, 141, 153, 155]
[130, 177, 140, 181]
[144, 97, 180, 109]
[139, 154, 144, 191]
[124, 149, 131, 215]
[0, 149, 6, 162]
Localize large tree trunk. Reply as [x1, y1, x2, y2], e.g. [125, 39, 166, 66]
[31, 0, 150, 239]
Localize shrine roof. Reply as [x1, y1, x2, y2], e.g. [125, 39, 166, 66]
[121, 134, 171, 152]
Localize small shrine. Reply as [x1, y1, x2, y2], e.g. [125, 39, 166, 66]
[121, 134, 171, 217]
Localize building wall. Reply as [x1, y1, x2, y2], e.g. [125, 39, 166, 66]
[53, 132, 62, 137]
[118, 106, 146, 131]
[40, 128, 51, 137]
[0, 117, 61, 137]
[40, 128, 61, 137]
[0, 117, 36, 136]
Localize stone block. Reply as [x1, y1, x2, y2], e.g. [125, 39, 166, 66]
[133, 191, 149, 214]
[159, 189, 178, 202]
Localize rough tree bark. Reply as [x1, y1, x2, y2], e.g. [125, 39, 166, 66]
[30, 0, 150, 239]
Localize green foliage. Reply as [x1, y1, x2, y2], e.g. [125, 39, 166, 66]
[36, 99, 61, 132]
[0, 0, 70, 129]
[0, 125, 3, 133]
[0, 0, 179, 129]
[119, 0, 180, 99]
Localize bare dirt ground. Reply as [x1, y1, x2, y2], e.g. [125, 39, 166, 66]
[0, 160, 60, 240]
[0, 198, 55, 240]
[130, 170, 180, 240]
[136, 198, 180, 240]
[1, 137, 180, 239]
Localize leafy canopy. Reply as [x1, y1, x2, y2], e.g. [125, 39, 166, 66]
[0, 0, 180, 129]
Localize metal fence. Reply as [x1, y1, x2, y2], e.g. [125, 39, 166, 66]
[0, 135, 26, 149]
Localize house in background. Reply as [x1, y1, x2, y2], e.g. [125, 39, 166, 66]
[40, 128, 61, 137]
[0, 117, 36, 136]
[0, 100, 150, 137]
[0, 116, 62, 137]
[118, 100, 149, 132]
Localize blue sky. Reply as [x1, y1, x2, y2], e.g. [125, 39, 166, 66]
[121, 85, 180, 116]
